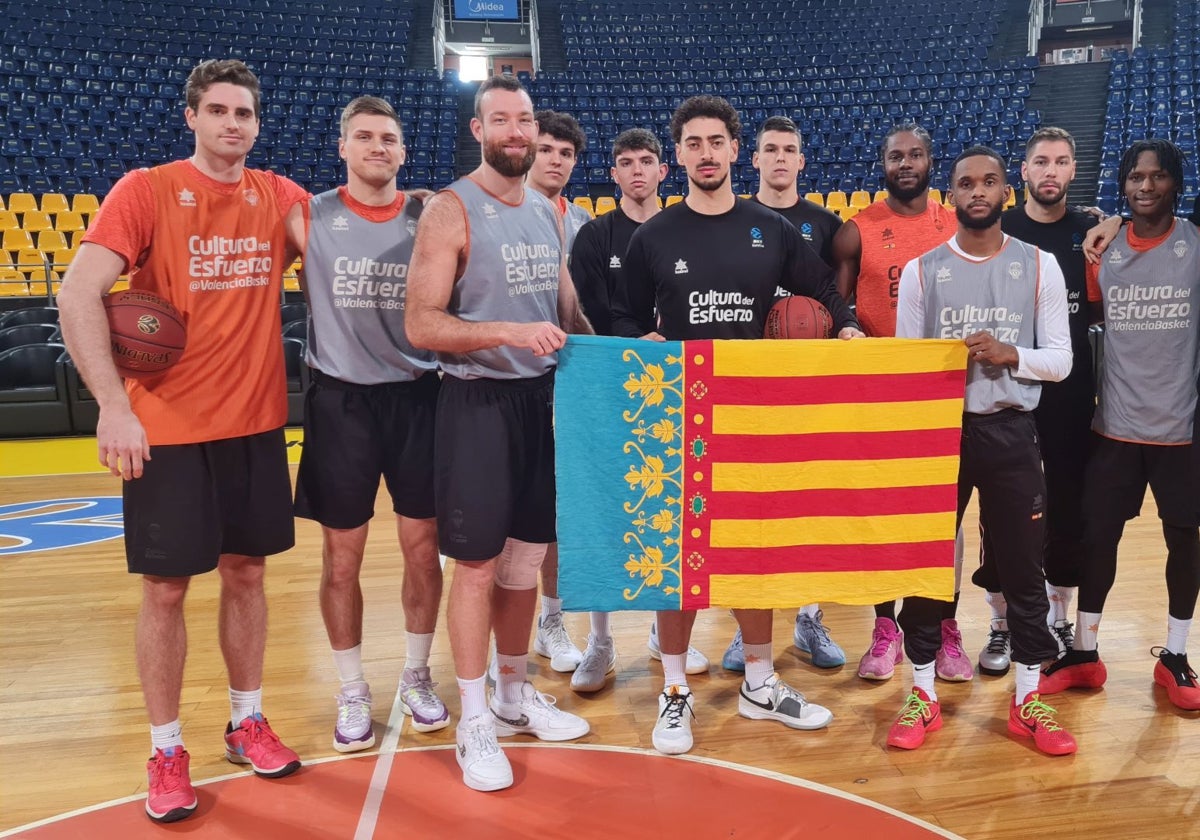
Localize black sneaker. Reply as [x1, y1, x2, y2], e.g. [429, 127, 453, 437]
[1039, 648, 1107, 694]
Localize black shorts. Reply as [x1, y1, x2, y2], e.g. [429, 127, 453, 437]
[124, 427, 295, 577]
[1083, 434, 1200, 527]
[434, 371, 556, 561]
[294, 370, 440, 528]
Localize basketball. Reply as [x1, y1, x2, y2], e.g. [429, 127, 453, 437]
[103, 289, 187, 378]
[764, 295, 833, 340]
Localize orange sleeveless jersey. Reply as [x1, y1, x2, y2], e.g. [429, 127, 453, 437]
[850, 200, 953, 336]
[83, 160, 307, 445]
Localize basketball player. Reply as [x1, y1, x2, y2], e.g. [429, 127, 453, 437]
[405, 75, 593, 792]
[57, 60, 304, 823]
[831, 124, 965, 682]
[1038, 139, 1200, 711]
[524, 109, 592, 674]
[611, 95, 863, 756]
[974, 128, 1100, 676]
[287, 97, 448, 752]
[890, 146, 1076, 755]
[720, 115, 847, 674]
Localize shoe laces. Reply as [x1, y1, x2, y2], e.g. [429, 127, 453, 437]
[1018, 697, 1064, 731]
[542, 614, 575, 654]
[896, 692, 934, 728]
[1054, 621, 1075, 647]
[869, 623, 898, 656]
[1151, 647, 1198, 685]
[463, 718, 501, 758]
[659, 689, 694, 729]
[153, 749, 186, 790]
[337, 692, 372, 727]
[239, 713, 282, 747]
[402, 669, 441, 705]
[985, 628, 1010, 654]
[580, 641, 613, 670]
[941, 624, 965, 658]
[760, 674, 806, 707]
[801, 611, 834, 646]
[523, 688, 567, 718]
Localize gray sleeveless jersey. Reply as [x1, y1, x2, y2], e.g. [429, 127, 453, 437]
[441, 179, 563, 379]
[564, 202, 592, 256]
[301, 190, 436, 384]
[1094, 220, 1200, 444]
[920, 238, 1042, 414]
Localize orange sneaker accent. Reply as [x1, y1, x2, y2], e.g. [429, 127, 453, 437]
[1153, 649, 1200, 711]
[1038, 650, 1107, 695]
[1008, 694, 1077, 756]
[886, 688, 942, 750]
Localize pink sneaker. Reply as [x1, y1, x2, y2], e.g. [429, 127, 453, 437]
[145, 747, 197, 823]
[935, 619, 974, 681]
[224, 713, 301, 778]
[858, 617, 904, 680]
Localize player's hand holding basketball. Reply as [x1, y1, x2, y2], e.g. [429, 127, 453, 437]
[509, 321, 568, 356]
[97, 405, 151, 480]
[964, 330, 1018, 368]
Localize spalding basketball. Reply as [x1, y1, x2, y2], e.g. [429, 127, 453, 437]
[764, 295, 833, 339]
[103, 289, 187, 378]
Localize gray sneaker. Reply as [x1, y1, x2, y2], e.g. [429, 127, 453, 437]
[978, 619, 1011, 676]
[793, 609, 846, 668]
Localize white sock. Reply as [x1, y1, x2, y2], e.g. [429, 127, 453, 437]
[984, 590, 1007, 620]
[662, 652, 688, 689]
[332, 644, 365, 686]
[495, 653, 527, 705]
[912, 661, 937, 701]
[457, 674, 488, 720]
[150, 719, 184, 753]
[1074, 610, 1101, 650]
[540, 596, 562, 621]
[797, 603, 820, 619]
[1167, 614, 1192, 655]
[1047, 583, 1075, 624]
[1014, 662, 1041, 705]
[404, 632, 434, 671]
[743, 642, 774, 688]
[229, 687, 262, 727]
[589, 611, 612, 642]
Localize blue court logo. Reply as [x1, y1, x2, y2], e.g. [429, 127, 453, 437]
[0, 497, 124, 556]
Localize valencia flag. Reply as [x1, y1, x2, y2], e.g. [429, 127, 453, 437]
[555, 336, 968, 611]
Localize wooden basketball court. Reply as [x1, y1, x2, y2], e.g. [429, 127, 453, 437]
[1, 437, 1197, 838]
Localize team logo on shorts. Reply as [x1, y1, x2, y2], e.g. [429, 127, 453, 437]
[1174, 240, 1189, 258]
[1008, 261, 1023, 280]
[137, 315, 161, 335]
[0, 497, 124, 556]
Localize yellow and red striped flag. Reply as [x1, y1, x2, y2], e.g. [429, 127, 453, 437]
[555, 336, 968, 611]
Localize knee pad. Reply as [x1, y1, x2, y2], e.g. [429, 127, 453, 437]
[494, 538, 547, 590]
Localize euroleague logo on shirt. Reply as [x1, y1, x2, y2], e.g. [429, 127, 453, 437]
[750, 227, 764, 248]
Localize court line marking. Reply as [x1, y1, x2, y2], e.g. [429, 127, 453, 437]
[0, 741, 963, 839]
[352, 677, 410, 840]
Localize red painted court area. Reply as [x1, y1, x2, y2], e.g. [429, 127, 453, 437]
[11, 746, 960, 839]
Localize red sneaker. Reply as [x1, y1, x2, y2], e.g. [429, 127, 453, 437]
[224, 714, 301, 778]
[1008, 694, 1077, 756]
[145, 747, 197, 823]
[886, 688, 942, 750]
[1038, 649, 1107, 695]
[1153, 648, 1200, 711]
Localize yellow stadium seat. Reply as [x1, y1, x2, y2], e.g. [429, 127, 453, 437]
[804, 192, 824, 207]
[22, 210, 53, 233]
[54, 211, 86, 232]
[825, 191, 848, 211]
[69, 230, 88, 248]
[837, 207, 860, 221]
[849, 190, 871, 209]
[928, 189, 943, 205]
[51, 247, 78, 272]
[72, 194, 101, 217]
[0, 267, 25, 282]
[572, 196, 595, 217]
[655, 197, 663, 208]
[594, 196, 617, 215]
[16, 248, 49, 273]
[0, 250, 12, 269]
[0, 195, 5, 210]
[7, 193, 37, 214]
[0, 280, 30, 297]
[40, 193, 70, 214]
[1004, 189, 1017, 208]
[0, 210, 18, 230]
[3, 229, 34, 251]
[283, 275, 301, 292]
[873, 190, 888, 203]
[37, 230, 69, 252]
[665, 195, 683, 206]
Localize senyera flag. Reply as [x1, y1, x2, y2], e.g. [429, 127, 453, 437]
[555, 335, 968, 612]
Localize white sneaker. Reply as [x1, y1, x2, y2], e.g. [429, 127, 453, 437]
[455, 713, 512, 792]
[332, 682, 374, 753]
[571, 634, 616, 693]
[738, 672, 832, 730]
[647, 622, 710, 675]
[652, 685, 695, 755]
[534, 612, 583, 672]
[490, 681, 590, 741]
